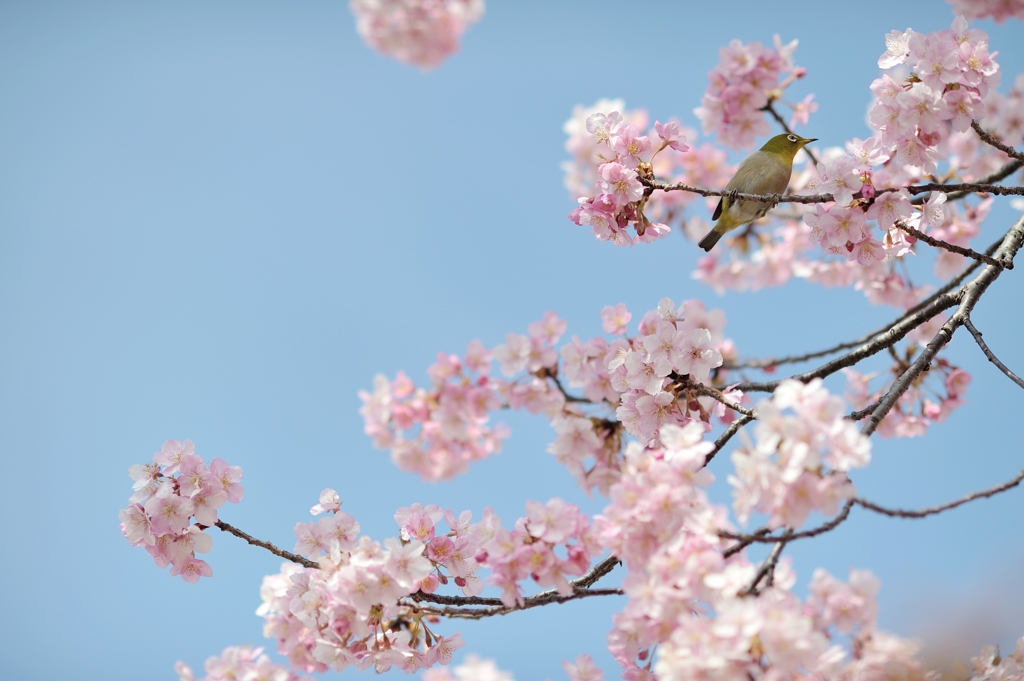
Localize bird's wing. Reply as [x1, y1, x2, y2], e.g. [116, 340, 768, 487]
[729, 152, 792, 195]
[712, 198, 723, 221]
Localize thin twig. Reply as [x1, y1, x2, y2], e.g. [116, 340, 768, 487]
[411, 553, 622, 610]
[705, 414, 755, 465]
[847, 398, 883, 421]
[855, 469, 1024, 519]
[862, 214, 1024, 436]
[972, 120, 1024, 164]
[682, 379, 755, 417]
[547, 372, 591, 404]
[720, 499, 855, 547]
[401, 587, 623, 620]
[740, 531, 792, 596]
[895, 220, 1010, 270]
[963, 317, 1024, 390]
[909, 159, 1023, 205]
[215, 520, 320, 569]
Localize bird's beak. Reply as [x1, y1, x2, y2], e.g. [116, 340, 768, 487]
[804, 138, 819, 143]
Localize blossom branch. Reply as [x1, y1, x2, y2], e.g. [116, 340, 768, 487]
[854, 469, 1024, 519]
[214, 520, 320, 569]
[862, 214, 1024, 436]
[641, 179, 1024, 205]
[895, 220, 1010, 269]
[680, 378, 755, 417]
[972, 119, 1024, 165]
[963, 317, 1024, 390]
[402, 586, 624, 620]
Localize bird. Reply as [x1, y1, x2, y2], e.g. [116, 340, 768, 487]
[697, 133, 817, 252]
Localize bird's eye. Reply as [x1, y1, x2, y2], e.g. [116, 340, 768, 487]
[787, 134, 798, 142]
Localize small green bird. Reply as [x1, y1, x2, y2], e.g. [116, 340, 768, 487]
[698, 133, 817, 252]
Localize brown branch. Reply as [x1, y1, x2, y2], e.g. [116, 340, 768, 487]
[963, 317, 1024, 390]
[741, 531, 792, 595]
[411, 553, 622, 611]
[909, 159, 1023, 205]
[682, 379, 755, 417]
[724, 247, 988, 373]
[720, 499, 855, 548]
[642, 179, 1023, 205]
[862, 214, 1024, 436]
[855, 469, 1024, 519]
[705, 414, 755, 465]
[847, 398, 883, 421]
[401, 587, 623, 620]
[214, 520, 320, 569]
[972, 120, 1024, 165]
[895, 220, 1010, 270]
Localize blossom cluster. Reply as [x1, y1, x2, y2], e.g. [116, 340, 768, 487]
[258, 491, 598, 673]
[349, 0, 484, 69]
[694, 35, 809, 149]
[118, 439, 243, 582]
[359, 340, 509, 482]
[589, 417, 953, 681]
[947, 0, 1024, 22]
[175, 645, 306, 681]
[260, 496, 453, 673]
[362, 303, 738, 493]
[730, 379, 871, 529]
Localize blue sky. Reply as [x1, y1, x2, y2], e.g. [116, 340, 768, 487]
[1, 1, 1022, 679]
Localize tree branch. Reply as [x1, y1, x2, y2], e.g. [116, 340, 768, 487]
[214, 520, 320, 569]
[855, 469, 1024, 519]
[862, 214, 1024, 436]
[963, 317, 1024, 390]
[705, 414, 755, 465]
[895, 220, 1010, 270]
[720, 499, 855, 548]
[401, 586, 624, 620]
[972, 120, 1024, 165]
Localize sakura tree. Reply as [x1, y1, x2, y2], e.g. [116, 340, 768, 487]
[119, 1, 1024, 679]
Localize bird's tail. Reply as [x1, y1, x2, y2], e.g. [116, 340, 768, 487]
[698, 228, 723, 252]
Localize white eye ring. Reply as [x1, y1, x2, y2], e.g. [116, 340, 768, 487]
[787, 134, 798, 142]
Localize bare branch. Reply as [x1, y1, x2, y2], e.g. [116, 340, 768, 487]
[862, 214, 1024, 435]
[963, 317, 1024, 390]
[895, 220, 1010, 270]
[909, 159, 1022, 205]
[215, 520, 320, 569]
[741, 531, 792, 596]
[706, 414, 755, 465]
[855, 469, 1024, 519]
[972, 120, 1024, 165]
[402, 586, 623, 620]
[720, 499, 855, 548]
[683, 379, 755, 417]
[572, 554, 621, 589]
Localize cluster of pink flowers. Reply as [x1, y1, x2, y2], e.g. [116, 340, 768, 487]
[257, 492, 599, 673]
[845, 359, 970, 438]
[872, 16, 999, 172]
[359, 340, 508, 482]
[176, 645, 306, 681]
[589, 419, 933, 680]
[349, 0, 484, 69]
[118, 439, 244, 583]
[695, 36, 808, 149]
[260, 494, 455, 673]
[730, 379, 871, 529]
[564, 108, 688, 246]
[972, 637, 1024, 679]
[362, 303, 740, 494]
[947, 0, 1024, 22]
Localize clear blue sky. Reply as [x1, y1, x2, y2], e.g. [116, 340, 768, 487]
[1, 1, 1022, 679]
